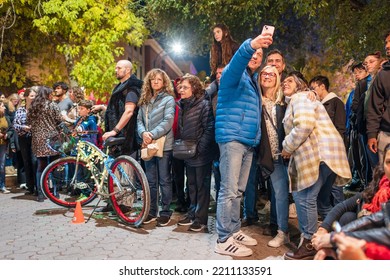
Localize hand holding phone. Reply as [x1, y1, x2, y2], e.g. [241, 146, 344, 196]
[262, 25, 275, 36]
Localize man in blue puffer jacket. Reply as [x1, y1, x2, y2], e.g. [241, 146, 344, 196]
[214, 33, 273, 257]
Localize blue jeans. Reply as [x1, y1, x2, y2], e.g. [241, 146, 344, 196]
[243, 153, 259, 221]
[216, 141, 253, 242]
[293, 163, 336, 240]
[212, 160, 221, 202]
[269, 158, 289, 233]
[331, 185, 345, 206]
[144, 150, 173, 218]
[0, 145, 6, 190]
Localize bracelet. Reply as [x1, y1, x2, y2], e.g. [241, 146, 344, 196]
[113, 127, 120, 134]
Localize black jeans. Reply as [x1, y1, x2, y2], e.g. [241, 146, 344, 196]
[36, 155, 60, 197]
[18, 136, 37, 193]
[171, 157, 189, 208]
[186, 163, 212, 225]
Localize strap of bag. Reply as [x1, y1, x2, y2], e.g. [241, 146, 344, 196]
[145, 105, 149, 131]
[263, 105, 278, 133]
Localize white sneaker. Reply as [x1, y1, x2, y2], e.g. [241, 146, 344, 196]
[289, 203, 297, 219]
[267, 230, 290, 248]
[233, 230, 258, 246]
[0, 188, 10, 194]
[259, 201, 270, 215]
[215, 236, 253, 257]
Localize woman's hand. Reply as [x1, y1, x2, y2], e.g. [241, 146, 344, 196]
[142, 131, 153, 145]
[307, 90, 318, 102]
[281, 149, 291, 160]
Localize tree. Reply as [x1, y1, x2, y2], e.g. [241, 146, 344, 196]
[0, 0, 148, 97]
[142, 0, 388, 74]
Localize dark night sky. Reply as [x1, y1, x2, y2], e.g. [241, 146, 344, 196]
[191, 54, 211, 75]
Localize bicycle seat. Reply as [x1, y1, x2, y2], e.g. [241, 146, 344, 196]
[104, 137, 126, 147]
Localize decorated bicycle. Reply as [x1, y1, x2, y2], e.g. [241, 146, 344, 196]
[41, 131, 150, 227]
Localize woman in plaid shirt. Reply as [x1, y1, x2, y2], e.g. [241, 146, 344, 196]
[281, 72, 351, 260]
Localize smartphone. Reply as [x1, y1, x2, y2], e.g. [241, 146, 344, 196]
[262, 25, 275, 36]
[332, 221, 342, 233]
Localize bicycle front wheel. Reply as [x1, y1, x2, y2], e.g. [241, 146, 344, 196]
[41, 157, 97, 208]
[108, 155, 150, 227]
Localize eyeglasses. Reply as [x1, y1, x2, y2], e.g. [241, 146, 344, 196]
[261, 72, 276, 78]
[178, 86, 191, 91]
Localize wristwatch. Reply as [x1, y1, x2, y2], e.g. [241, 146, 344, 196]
[113, 127, 120, 134]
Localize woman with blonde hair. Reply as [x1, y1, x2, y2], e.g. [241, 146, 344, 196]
[5, 93, 20, 123]
[257, 66, 290, 247]
[137, 68, 176, 226]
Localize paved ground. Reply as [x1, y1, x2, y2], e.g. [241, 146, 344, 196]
[0, 179, 300, 260]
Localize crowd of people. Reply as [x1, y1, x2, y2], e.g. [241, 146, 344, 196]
[0, 24, 389, 260]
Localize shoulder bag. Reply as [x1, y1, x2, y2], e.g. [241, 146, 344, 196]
[140, 105, 166, 161]
[173, 139, 197, 160]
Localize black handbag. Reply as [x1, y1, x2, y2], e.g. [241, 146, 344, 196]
[172, 139, 197, 160]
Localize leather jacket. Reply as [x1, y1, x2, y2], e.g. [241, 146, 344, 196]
[341, 201, 390, 247]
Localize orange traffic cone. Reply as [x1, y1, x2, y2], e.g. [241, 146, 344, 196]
[72, 201, 85, 224]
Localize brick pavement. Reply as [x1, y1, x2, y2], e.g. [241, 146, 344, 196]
[0, 183, 295, 260]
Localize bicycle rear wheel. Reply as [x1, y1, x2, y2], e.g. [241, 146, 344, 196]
[108, 155, 150, 227]
[41, 157, 97, 208]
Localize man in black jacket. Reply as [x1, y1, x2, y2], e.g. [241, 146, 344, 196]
[310, 75, 347, 205]
[102, 60, 143, 157]
[367, 31, 390, 161]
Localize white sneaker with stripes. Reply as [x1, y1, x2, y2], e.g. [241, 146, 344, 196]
[215, 236, 253, 257]
[233, 230, 258, 246]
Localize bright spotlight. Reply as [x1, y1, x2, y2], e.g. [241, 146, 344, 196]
[172, 42, 183, 55]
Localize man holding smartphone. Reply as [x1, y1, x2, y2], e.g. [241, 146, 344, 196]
[214, 30, 273, 257]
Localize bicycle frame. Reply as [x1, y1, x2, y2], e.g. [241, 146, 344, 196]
[73, 139, 134, 199]
[42, 134, 150, 226]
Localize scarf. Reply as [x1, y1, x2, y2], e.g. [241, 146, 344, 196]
[362, 175, 390, 213]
